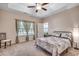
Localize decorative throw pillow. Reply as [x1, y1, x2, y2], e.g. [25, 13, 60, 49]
[61, 33, 71, 39]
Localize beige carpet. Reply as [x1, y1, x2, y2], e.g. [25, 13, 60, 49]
[0, 40, 79, 56]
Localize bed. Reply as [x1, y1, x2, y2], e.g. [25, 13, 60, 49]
[35, 31, 73, 56]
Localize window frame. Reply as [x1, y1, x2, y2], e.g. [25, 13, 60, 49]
[16, 19, 35, 36]
[43, 23, 48, 34]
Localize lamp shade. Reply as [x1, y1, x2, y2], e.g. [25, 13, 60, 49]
[73, 27, 79, 42]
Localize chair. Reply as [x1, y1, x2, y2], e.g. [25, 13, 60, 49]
[0, 33, 11, 48]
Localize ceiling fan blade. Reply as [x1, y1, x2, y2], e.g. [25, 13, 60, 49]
[36, 10, 38, 12]
[42, 3, 48, 6]
[42, 8, 47, 11]
[27, 6, 35, 8]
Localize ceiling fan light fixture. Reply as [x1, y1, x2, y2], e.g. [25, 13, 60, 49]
[36, 4, 41, 10]
[27, 3, 48, 13]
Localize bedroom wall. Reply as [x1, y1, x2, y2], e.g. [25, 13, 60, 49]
[43, 6, 79, 35]
[0, 10, 41, 44]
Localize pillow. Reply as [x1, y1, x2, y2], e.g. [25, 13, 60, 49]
[52, 32, 61, 37]
[61, 33, 71, 39]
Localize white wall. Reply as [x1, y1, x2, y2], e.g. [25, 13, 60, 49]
[43, 6, 79, 35]
[37, 23, 44, 38]
[0, 10, 41, 44]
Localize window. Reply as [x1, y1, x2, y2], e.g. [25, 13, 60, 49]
[43, 23, 48, 34]
[28, 23, 34, 35]
[18, 21, 26, 36]
[17, 21, 34, 36]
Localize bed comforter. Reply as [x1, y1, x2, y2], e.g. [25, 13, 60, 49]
[36, 37, 71, 56]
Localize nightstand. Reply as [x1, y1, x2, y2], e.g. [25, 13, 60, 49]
[73, 42, 79, 50]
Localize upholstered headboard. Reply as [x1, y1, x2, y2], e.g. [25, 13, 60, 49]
[52, 31, 73, 46]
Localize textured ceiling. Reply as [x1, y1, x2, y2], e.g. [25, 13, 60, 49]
[0, 3, 79, 19]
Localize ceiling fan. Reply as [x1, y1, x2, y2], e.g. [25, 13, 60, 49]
[27, 3, 48, 13]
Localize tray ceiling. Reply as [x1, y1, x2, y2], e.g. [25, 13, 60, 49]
[0, 3, 79, 19]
